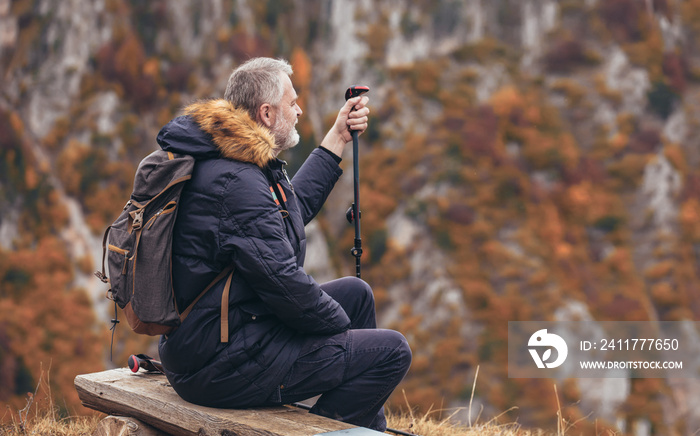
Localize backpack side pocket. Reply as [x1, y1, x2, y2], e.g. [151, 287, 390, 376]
[107, 227, 135, 309]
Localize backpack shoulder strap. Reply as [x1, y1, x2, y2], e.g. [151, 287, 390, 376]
[95, 225, 112, 284]
[178, 265, 235, 343]
[220, 271, 234, 343]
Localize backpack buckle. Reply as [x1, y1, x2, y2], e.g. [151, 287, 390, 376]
[131, 209, 144, 230]
[94, 270, 109, 283]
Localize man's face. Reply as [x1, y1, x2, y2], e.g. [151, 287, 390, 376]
[270, 73, 302, 154]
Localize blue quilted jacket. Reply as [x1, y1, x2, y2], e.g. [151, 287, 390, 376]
[156, 99, 351, 407]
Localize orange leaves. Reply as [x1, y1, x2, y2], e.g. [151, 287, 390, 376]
[650, 282, 677, 307]
[535, 203, 564, 249]
[543, 37, 589, 73]
[521, 132, 580, 171]
[680, 198, 700, 240]
[290, 48, 312, 91]
[361, 12, 392, 66]
[604, 247, 635, 276]
[114, 34, 146, 80]
[411, 61, 443, 98]
[84, 182, 130, 233]
[598, 0, 648, 44]
[289, 47, 314, 141]
[9, 112, 24, 138]
[96, 30, 157, 110]
[474, 84, 582, 171]
[607, 153, 652, 188]
[55, 139, 135, 232]
[681, 0, 700, 34]
[479, 240, 512, 266]
[142, 58, 160, 80]
[644, 260, 674, 281]
[490, 86, 524, 119]
[0, 238, 106, 417]
[565, 181, 592, 211]
[663, 144, 688, 174]
[57, 140, 91, 196]
[554, 243, 573, 260]
[226, 29, 273, 61]
[609, 132, 629, 152]
[432, 335, 471, 389]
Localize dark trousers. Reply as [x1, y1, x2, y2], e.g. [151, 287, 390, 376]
[273, 277, 412, 431]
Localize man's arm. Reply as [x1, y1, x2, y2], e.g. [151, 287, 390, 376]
[219, 167, 351, 335]
[292, 148, 343, 225]
[290, 95, 370, 223]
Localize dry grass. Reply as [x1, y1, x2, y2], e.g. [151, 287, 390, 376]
[384, 367, 551, 436]
[1, 396, 551, 436]
[1, 364, 100, 436]
[383, 368, 612, 436]
[0, 411, 546, 436]
[1, 365, 558, 436]
[0, 414, 100, 436]
[386, 408, 545, 436]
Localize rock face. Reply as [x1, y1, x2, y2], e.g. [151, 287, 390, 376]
[2, 0, 700, 432]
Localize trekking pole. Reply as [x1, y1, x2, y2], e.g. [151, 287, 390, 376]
[344, 85, 370, 279]
[128, 354, 165, 374]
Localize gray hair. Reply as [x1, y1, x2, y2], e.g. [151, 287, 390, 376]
[224, 57, 293, 120]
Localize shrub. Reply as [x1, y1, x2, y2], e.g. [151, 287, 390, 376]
[647, 81, 679, 119]
[628, 127, 660, 153]
[607, 153, 651, 188]
[362, 13, 391, 66]
[663, 52, 687, 93]
[598, 0, 647, 43]
[593, 215, 623, 232]
[544, 39, 586, 73]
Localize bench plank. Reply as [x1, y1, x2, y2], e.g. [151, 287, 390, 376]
[93, 415, 168, 436]
[75, 368, 358, 436]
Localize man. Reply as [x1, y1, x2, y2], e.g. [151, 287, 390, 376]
[156, 57, 411, 431]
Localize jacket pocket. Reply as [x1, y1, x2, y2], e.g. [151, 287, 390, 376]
[279, 334, 348, 397]
[239, 302, 271, 323]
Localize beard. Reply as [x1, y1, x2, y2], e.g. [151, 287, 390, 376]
[271, 112, 300, 154]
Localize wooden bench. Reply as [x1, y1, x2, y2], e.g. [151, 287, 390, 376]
[75, 368, 385, 436]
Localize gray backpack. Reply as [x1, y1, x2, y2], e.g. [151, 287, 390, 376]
[95, 150, 233, 342]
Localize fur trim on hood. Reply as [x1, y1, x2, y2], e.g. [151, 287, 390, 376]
[184, 99, 276, 168]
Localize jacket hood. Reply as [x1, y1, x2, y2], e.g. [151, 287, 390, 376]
[157, 99, 276, 168]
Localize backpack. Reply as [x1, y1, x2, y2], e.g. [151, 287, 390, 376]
[95, 150, 234, 343]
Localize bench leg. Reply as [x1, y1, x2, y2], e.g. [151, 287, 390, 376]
[93, 415, 168, 436]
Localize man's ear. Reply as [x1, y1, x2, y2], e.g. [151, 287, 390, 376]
[258, 103, 274, 127]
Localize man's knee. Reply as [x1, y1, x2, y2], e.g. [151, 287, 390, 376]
[322, 276, 374, 307]
[394, 331, 412, 374]
[329, 277, 376, 328]
[340, 276, 372, 297]
[379, 329, 412, 376]
[350, 276, 374, 307]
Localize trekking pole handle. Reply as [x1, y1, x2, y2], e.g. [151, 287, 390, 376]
[345, 85, 369, 140]
[345, 85, 370, 103]
[344, 85, 370, 139]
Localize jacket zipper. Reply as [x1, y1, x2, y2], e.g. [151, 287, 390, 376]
[282, 167, 294, 195]
[269, 165, 301, 245]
